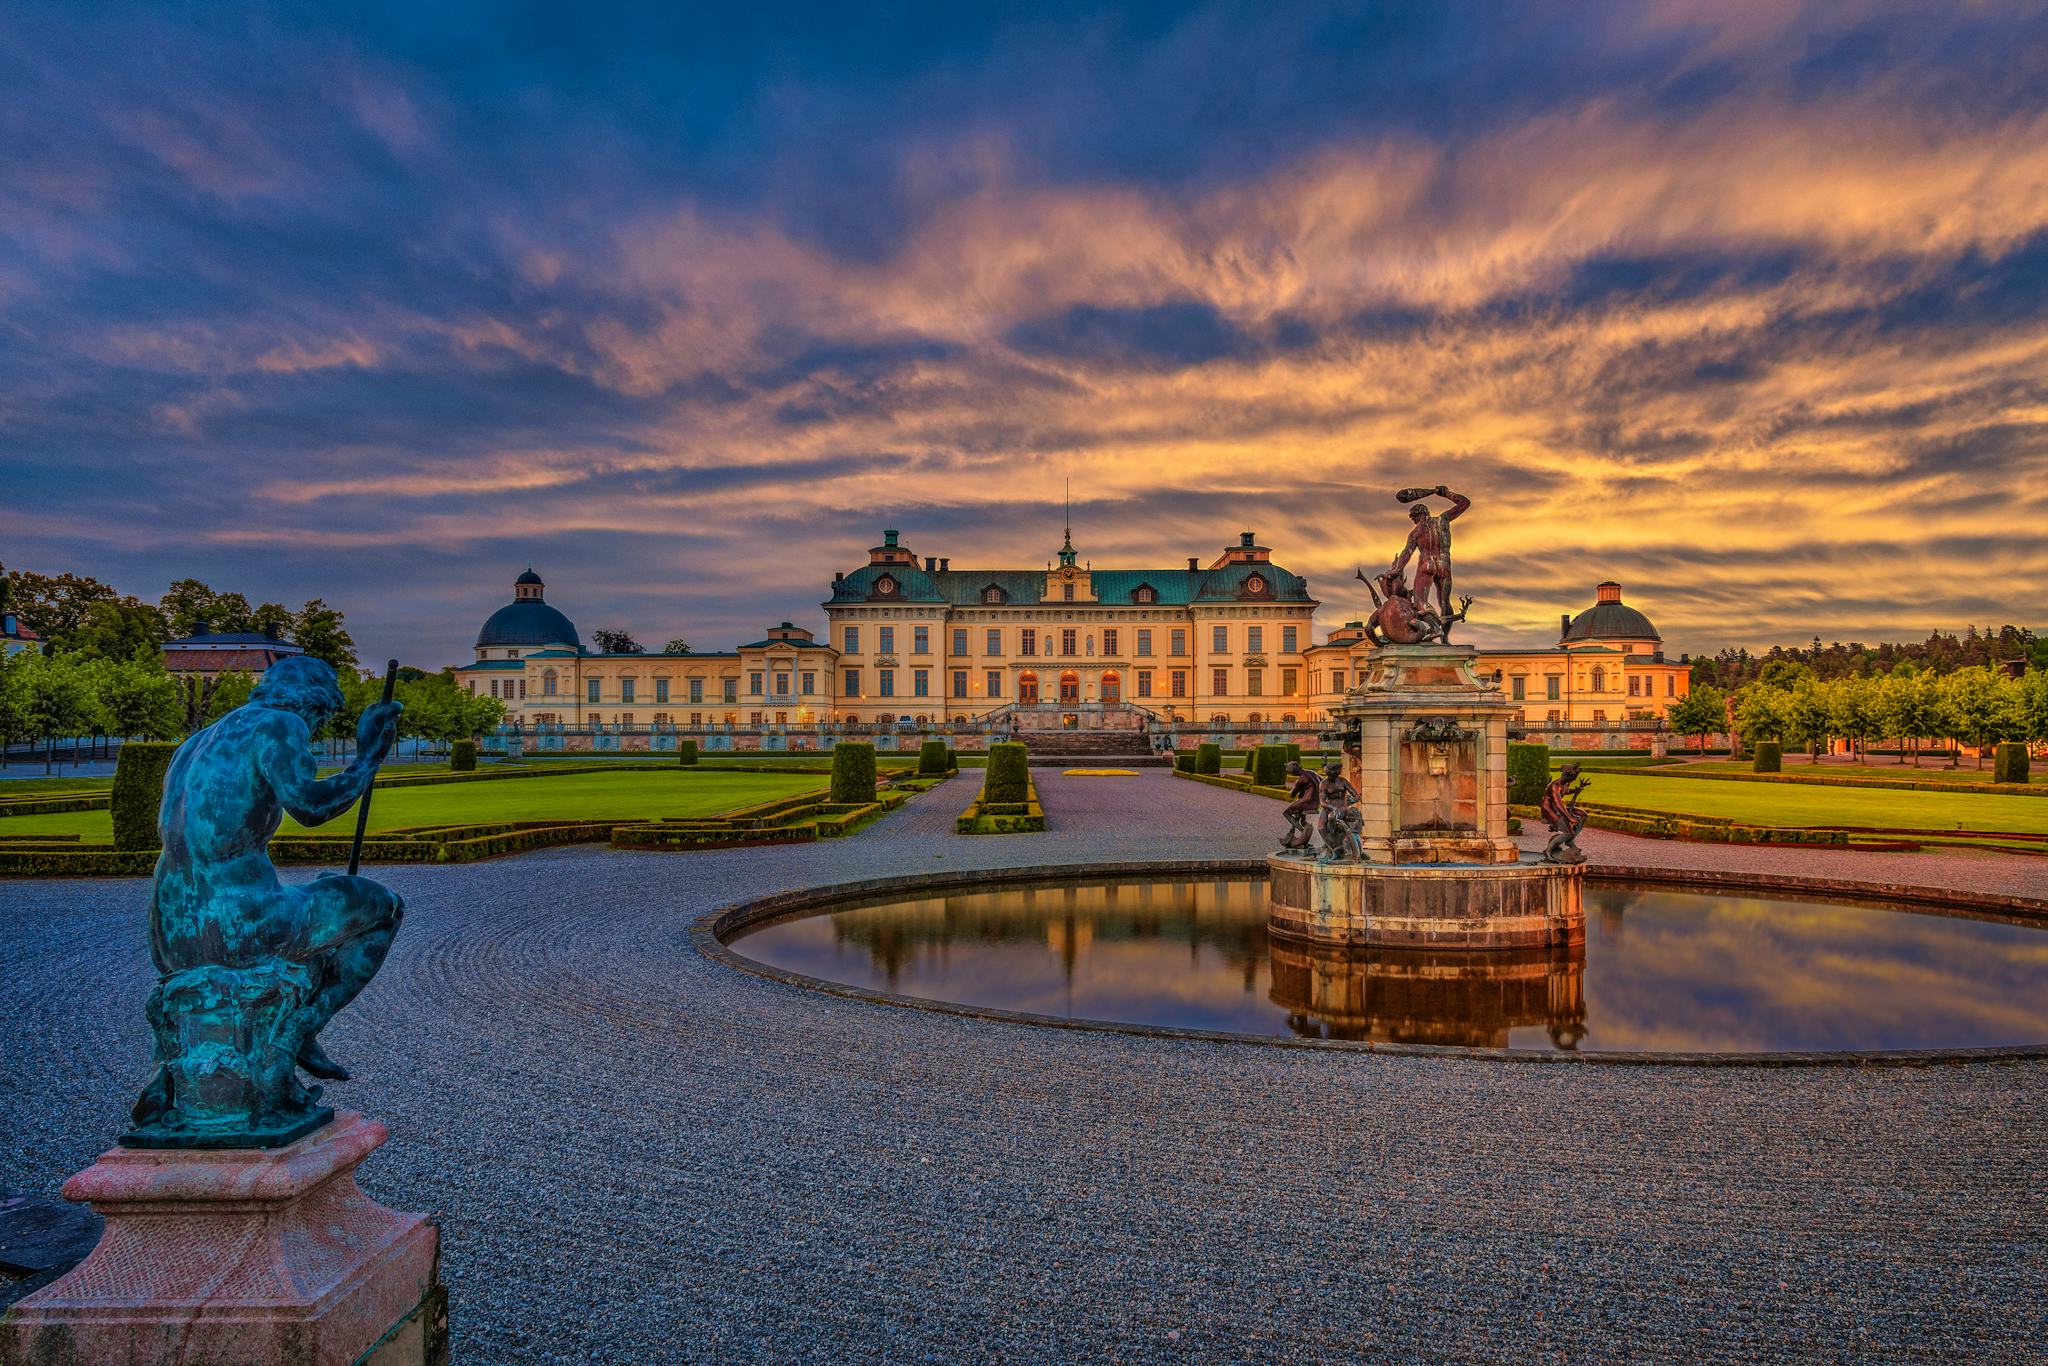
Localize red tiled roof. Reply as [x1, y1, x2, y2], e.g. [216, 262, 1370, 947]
[162, 649, 298, 672]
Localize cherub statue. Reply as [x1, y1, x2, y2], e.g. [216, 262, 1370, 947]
[1275, 760, 1321, 856]
[1539, 762, 1591, 865]
[129, 656, 405, 1147]
[1316, 761, 1364, 863]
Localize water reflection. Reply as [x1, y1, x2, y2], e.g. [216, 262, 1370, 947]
[729, 876, 2048, 1053]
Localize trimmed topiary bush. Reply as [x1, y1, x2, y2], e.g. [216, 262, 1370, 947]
[831, 742, 877, 803]
[450, 739, 477, 772]
[1284, 743, 1302, 766]
[918, 739, 950, 775]
[677, 739, 699, 766]
[111, 741, 178, 852]
[1251, 745, 1288, 788]
[984, 742, 1030, 804]
[1506, 742, 1549, 807]
[1174, 751, 1195, 773]
[1195, 742, 1222, 775]
[1753, 741, 1783, 774]
[945, 744, 957, 772]
[1994, 742, 2029, 784]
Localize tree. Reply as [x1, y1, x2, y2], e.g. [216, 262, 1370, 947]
[1733, 683, 1791, 746]
[592, 628, 643, 655]
[1756, 659, 1816, 691]
[93, 656, 182, 740]
[1667, 684, 1725, 753]
[1782, 680, 1833, 758]
[5, 570, 119, 649]
[201, 670, 257, 726]
[1937, 666, 2016, 769]
[160, 579, 253, 637]
[292, 599, 357, 671]
[2018, 667, 2048, 745]
[71, 599, 170, 662]
[1824, 676, 1883, 763]
[251, 601, 295, 638]
[662, 638, 693, 656]
[0, 649, 24, 766]
[13, 652, 100, 772]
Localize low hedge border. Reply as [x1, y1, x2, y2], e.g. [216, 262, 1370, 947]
[1512, 801, 1855, 848]
[1586, 766, 2048, 798]
[0, 793, 111, 816]
[1172, 769, 1292, 801]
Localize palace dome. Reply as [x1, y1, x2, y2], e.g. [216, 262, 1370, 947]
[1561, 581, 1659, 643]
[476, 570, 581, 649]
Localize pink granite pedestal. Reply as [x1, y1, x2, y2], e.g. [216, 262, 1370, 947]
[0, 1112, 443, 1366]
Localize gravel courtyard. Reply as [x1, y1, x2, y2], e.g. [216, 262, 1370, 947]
[3, 770, 2043, 1363]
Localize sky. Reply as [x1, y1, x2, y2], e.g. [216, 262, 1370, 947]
[3, 0, 2045, 669]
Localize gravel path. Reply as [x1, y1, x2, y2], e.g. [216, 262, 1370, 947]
[3, 770, 2044, 1363]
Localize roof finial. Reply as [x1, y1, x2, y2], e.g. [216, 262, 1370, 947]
[1058, 478, 1078, 568]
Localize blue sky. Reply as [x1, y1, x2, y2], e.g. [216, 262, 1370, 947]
[4, 1, 2046, 666]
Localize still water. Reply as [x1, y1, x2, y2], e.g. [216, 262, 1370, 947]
[728, 876, 2048, 1053]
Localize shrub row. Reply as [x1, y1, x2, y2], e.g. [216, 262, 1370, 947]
[1506, 743, 1549, 806]
[115, 742, 178, 853]
[1170, 770, 1292, 800]
[1511, 801, 1850, 848]
[0, 792, 112, 816]
[957, 759, 1046, 834]
[1586, 765, 2048, 798]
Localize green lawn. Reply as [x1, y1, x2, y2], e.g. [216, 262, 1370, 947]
[1576, 772, 2048, 835]
[1670, 759, 2043, 786]
[0, 769, 829, 841]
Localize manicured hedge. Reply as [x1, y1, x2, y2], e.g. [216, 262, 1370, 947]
[677, 739, 699, 766]
[1195, 742, 1222, 775]
[1251, 745, 1288, 787]
[1506, 743, 1549, 807]
[1173, 751, 1195, 773]
[984, 742, 1030, 803]
[956, 766, 1045, 833]
[450, 739, 477, 772]
[112, 742, 178, 852]
[1752, 741, 1783, 774]
[918, 739, 950, 775]
[831, 742, 878, 803]
[1994, 742, 2030, 784]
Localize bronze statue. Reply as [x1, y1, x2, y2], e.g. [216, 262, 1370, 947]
[1316, 760, 1363, 863]
[1393, 484, 1469, 623]
[1539, 762, 1590, 865]
[129, 656, 405, 1147]
[1276, 760, 1321, 855]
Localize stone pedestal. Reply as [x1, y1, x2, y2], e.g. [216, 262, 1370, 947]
[0, 1112, 443, 1366]
[1268, 939, 1588, 1048]
[1267, 857, 1585, 949]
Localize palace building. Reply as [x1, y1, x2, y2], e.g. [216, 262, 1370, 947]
[458, 534, 1691, 739]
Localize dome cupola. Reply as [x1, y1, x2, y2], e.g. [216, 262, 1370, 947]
[477, 569, 582, 650]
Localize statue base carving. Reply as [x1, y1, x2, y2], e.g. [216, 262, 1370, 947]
[0, 1112, 444, 1366]
[1266, 855, 1585, 950]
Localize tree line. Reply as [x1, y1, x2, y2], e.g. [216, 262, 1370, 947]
[1664, 661, 2048, 766]
[1, 564, 356, 670]
[1691, 625, 2044, 691]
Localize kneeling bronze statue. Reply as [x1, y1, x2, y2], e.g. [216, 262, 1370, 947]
[1316, 761, 1364, 863]
[129, 656, 404, 1148]
[1276, 760, 1321, 855]
[1539, 763, 1590, 865]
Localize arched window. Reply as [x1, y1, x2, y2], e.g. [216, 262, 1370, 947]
[1247, 712, 1263, 724]
[1591, 666, 1606, 692]
[1019, 672, 1040, 704]
[983, 586, 1002, 604]
[542, 669, 557, 696]
[1211, 714, 1228, 726]
[1281, 713, 1296, 724]
[914, 714, 930, 726]
[1134, 585, 1156, 604]
[1101, 672, 1120, 703]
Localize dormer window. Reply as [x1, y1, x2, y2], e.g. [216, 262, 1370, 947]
[874, 575, 898, 597]
[1133, 584, 1157, 605]
[980, 584, 1006, 604]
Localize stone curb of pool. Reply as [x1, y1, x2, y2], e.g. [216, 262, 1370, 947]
[691, 858, 2048, 1069]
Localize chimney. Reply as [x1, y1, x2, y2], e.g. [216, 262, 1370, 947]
[939, 558, 949, 571]
[1188, 557, 1200, 571]
[833, 571, 844, 584]
[925, 557, 936, 572]
[1560, 614, 1572, 639]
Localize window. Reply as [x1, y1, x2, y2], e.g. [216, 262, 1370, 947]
[1061, 629, 1077, 655]
[801, 672, 815, 695]
[689, 678, 704, 703]
[1546, 675, 1561, 701]
[878, 627, 895, 654]
[952, 628, 967, 656]
[1628, 676, 1640, 697]
[1247, 626, 1263, 653]
[1280, 667, 1297, 696]
[1136, 629, 1153, 657]
[542, 669, 557, 696]
[689, 712, 701, 726]
[587, 678, 601, 703]
[589, 713, 601, 726]
[1171, 670, 1187, 697]
[843, 626, 859, 653]
[1137, 670, 1153, 698]
[1062, 583, 1074, 601]
[911, 669, 929, 697]
[1170, 628, 1186, 656]
[750, 671, 764, 695]
[620, 713, 635, 730]
[749, 711, 762, 725]
[623, 678, 642, 703]
[986, 628, 1001, 655]
[952, 671, 967, 698]
[1667, 676, 1677, 696]
[1332, 669, 1345, 690]
[1102, 629, 1118, 656]
[879, 669, 896, 697]
[1212, 668, 1229, 696]
[1593, 709, 1607, 724]
[655, 679, 669, 703]
[1591, 666, 1607, 692]
[986, 670, 1002, 698]
[1246, 668, 1263, 696]
[1511, 676, 1526, 701]
[913, 627, 929, 654]
[774, 674, 790, 696]
[844, 669, 861, 697]
[722, 679, 737, 703]
[1282, 625, 1298, 654]
[983, 586, 1002, 604]
[1021, 628, 1037, 656]
[1134, 586, 1156, 604]
[1547, 709, 1561, 723]
[518, 680, 527, 699]
[653, 713, 669, 727]
[1212, 626, 1228, 653]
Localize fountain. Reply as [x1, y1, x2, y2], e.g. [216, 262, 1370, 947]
[1266, 486, 1584, 951]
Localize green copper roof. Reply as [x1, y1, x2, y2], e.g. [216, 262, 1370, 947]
[827, 561, 1313, 606]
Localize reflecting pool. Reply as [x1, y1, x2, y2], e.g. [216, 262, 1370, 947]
[727, 875, 2048, 1053]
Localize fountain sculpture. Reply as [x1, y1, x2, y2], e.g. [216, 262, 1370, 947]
[1267, 486, 1586, 950]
